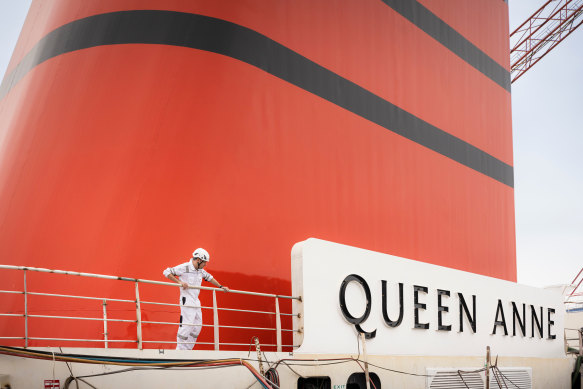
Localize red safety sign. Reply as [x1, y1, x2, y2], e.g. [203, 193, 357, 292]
[44, 379, 60, 388]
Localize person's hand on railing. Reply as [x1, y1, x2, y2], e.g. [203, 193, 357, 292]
[180, 281, 189, 289]
[221, 286, 230, 292]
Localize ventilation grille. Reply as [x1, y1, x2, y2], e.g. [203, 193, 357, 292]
[427, 369, 484, 389]
[489, 368, 532, 389]
[427, 367, 532, 389]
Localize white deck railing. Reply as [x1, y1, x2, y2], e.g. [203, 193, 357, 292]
[0, 265, 301, 351]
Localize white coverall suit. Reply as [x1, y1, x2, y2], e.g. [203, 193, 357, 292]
[163, 260, 214, 350]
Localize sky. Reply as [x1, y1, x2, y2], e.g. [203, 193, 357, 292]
[509, 1, 583, 288]
[0, 1, 581, 289]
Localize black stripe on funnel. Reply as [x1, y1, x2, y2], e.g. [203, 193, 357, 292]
[0, 10, 513, 186]
[380, 0, 511, 91]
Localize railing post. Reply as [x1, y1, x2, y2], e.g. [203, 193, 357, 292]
[135, 282, 143, 350]
[579, 327, 583, 356]
[213, 289, 219, 350]
[23, 269, 28, 348]
[103, 299, 109, 348]
[275, 297, 282, 352]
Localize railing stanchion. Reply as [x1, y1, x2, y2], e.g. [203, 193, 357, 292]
[24, 269, 28, 348]
[275, 297, 282, 352]
[135, 282, 143, 350]
[213, 289, 220, 350]
[103, 299, 108, 348]
[579, 327, 583, 356]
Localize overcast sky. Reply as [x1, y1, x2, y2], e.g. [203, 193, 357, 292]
[509, 1, 583, 288]
[1, 1, 581, 288]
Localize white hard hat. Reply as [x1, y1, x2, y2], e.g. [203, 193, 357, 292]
[192, 248, 210, 262]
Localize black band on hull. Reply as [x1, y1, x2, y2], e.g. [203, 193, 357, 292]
[0, 10, 513, 187]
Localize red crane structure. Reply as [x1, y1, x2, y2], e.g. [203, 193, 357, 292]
[510, 0, 583, 83]
[566, 267, 583, 309]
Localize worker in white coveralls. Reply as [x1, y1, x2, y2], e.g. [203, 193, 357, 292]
[163, 248, 229, 350]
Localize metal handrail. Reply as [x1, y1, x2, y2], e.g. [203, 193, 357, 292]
[0, 290, 296, 315]
[0, 264, 301, 351]
[0, 265, 300, 300]
[0, 312, 297, 331]
[29, 291, 135, 304]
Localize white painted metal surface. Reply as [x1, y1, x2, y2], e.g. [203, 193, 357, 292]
[292, 238, 565, 357]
